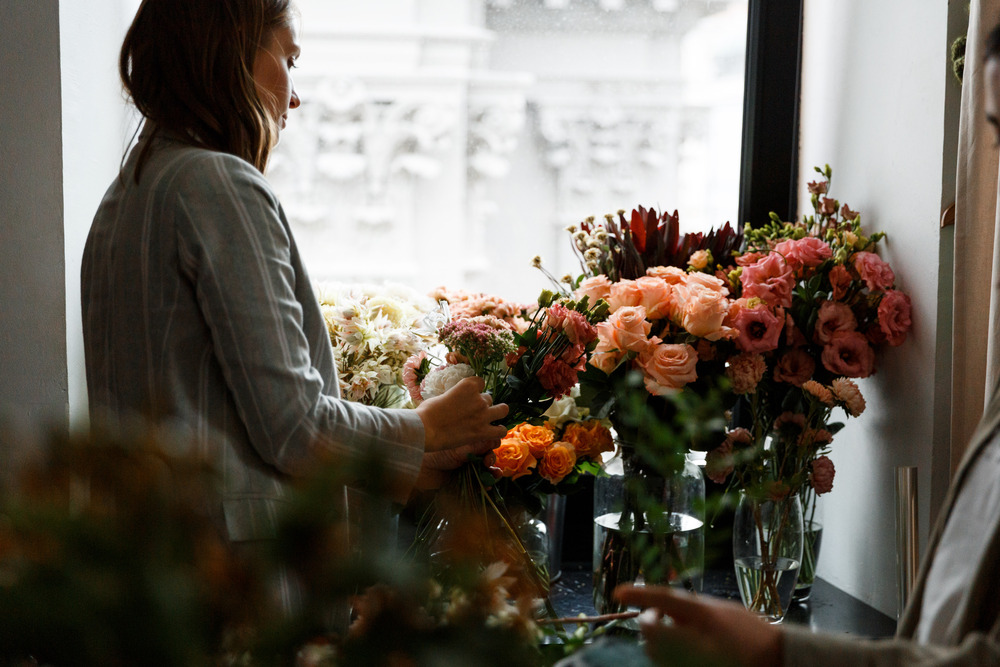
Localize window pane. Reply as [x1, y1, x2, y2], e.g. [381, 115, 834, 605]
[269, 0, 748, 301]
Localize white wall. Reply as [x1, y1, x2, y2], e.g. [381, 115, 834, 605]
[0, 0, 68, 429]
[799, 0, 953, 616]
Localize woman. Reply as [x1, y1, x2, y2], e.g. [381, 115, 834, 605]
[81, 0, 507, 584]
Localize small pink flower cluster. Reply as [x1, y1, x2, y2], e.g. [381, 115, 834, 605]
[577, 267, 735, 396]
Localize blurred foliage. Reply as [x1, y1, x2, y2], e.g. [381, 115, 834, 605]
[0, 423, 560, 667]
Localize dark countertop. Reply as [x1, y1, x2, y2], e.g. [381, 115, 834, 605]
[549, 564, 897, 639]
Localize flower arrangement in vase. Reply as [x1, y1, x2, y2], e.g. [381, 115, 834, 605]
[705, 165, 913, 621]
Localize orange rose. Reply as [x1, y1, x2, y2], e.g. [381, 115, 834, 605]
[539, 441, 578, 485]
[492, 436, 537, 479]
[509, 423, 556, 458]
[638, 342, 698, 395]
[562, 420, 614, 459]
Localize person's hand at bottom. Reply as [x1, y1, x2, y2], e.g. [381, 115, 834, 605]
[615, 584, 783, 667]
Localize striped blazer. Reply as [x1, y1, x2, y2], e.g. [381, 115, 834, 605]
[81, 127, 425, 543]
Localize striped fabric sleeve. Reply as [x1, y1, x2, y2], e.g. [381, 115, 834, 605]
[171, 152, 424, 499]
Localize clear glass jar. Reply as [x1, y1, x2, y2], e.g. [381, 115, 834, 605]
[592, 447, 705, 614]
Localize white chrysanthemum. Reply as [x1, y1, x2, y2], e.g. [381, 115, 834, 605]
[420, 363, 476, 399]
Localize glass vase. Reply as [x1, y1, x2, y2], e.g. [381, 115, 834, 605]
[793, 487, 823, 602]
[592, 446, 705, 616]
[732, 490, 803, 623]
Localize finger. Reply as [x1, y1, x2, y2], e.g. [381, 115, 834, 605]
[456, 375, 486, 393]
[614, 585, 711, 625]
[481, 392, 493, 407]
[486, 403, 509, 422]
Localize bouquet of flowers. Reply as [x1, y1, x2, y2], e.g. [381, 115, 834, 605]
[405, 290, 610, 597]
[315, 282, 445, 408]
[702, 165, 913, 619]
[705, 164, 912, 503]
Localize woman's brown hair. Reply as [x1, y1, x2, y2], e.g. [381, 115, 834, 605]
[120, 0, 293, 178]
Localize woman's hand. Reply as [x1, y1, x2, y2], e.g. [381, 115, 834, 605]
[413, 376, 508, 490]
[614, 585, 783, 667]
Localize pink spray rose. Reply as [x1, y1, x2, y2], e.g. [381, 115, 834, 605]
[814, 300, 858, 344]
[853, 251, 895, 292]
[729, 301, 784, 354]
[773, 237, 832, 277]
[638, 342, 699, 395]
[821, 330, 875, 378]
[741, 253, 795, 308]
[810, 455, 836, 495]
[877, 290, 912, 346]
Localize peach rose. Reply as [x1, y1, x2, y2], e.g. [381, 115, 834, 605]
[853, 251, 895, 291]
[821, 331, 875, 378]
[685, 271, 730, 295]
[688, 249, 711, 270]
[633, 276, 674, 320]
[508, 423, 555, 458]
[607, 280, 644, 312]
[598, 306, 652, 354]
[814, 300, 857, 344]
[638, 342, 699, 395]
[677, 283, 731, 340]
[539, 441, 578, 485]
[575, 275, 613, 303]
[878, 290, 912, 346]
[492, 436, 537, 480]
[646, 265, 688, 284]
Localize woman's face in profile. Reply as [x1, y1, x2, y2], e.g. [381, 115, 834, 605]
[253, 22, 302, 133]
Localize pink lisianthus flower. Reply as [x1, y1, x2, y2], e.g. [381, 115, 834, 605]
[773, 237, 832, 277]
[725, 353, 767, 394]
[810, 455, 836, 495]
[741, 252, 795, 308]
[807, 180, 828, 195]
[814, 300, 858, 344]
[538, 354, 579, 400]
[637, 342, 698, 396]
[821, 330, 875, 378]
[734, 251, 766, 267]
[853, 251, 895, 292]
[878, 290, 912, 346]
[729, 301, 784, 354]
[828, 264, 853, 301]
[575, 275, 613, 303]
[772, 347, 816, 387]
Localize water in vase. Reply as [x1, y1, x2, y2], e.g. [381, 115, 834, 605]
[734, 556, 800, 623]
[592, 511, 704, 615]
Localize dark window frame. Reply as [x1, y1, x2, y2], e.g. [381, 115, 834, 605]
[738, 0, 804, 227]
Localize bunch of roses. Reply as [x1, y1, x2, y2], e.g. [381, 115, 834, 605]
[488, 420, 614, 487]
[573, 265, 737, 397]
